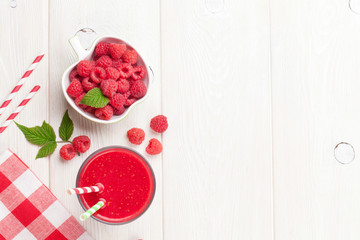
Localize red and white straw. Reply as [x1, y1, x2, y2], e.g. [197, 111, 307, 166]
[67, 183, 104, 195]
[0, 86, 41, 134]
[0, 53, 44, 117]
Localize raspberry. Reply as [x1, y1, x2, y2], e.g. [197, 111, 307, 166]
[130, 80, 147, 99]
[90, 67, 106, 84]
[109, 93, 125, 110]
[77, 60, 93, 77]
[96, 55, 112, 68]
[109, 43, 126, 59]
[113, 105, 125, 115]
[105, 67, 120, 80]
[127, 128, 145, 145]
[100, 79, 118, 97]
[69, 68, 83, 82]
[82, 77, 97, 92]
[131, 66, 146, 80]
[128, 79, 137, 87]
[123, 91, 131, 99]
[95, 105, 114, 120]
[85, 106, 95, 114]
[124, 97, 136, 107]
[150, 115, 168, 133]
[72, 135, 91, 153]
[146, 138, 163, 155]
[112, 59, 123, 69]
[117, 79, 130, 93]
[67, 80, 84, 98]
[117, 63, 133, 79]
[60, 144, 76, 160]
[122, 50, 138, 64]
[95, 42, 109, 56]
[74, 93, 87, 109]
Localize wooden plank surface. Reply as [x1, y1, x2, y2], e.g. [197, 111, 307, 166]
[271, 0, 360, 239]
[48, 0, 162, 239]
[161, 0, 273, 239]
[0, 0, 49, 185]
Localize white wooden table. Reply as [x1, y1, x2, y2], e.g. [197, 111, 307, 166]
[1, 0, 360, 239]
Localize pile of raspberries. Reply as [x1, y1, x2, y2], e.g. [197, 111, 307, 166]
[66, 41, 147, 120]
[127, 115, 168, 155]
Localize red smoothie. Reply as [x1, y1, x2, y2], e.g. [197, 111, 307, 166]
[77, 147, 155, 224]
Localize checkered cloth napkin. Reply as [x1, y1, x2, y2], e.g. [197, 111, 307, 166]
[0, 149, 93, 240]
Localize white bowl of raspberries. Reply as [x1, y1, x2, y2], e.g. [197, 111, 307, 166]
[62, 36, 153, 124]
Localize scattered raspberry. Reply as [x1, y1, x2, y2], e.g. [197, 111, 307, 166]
[117, 79, 130, 93]
[96, 55, 112, 68]
[117, 63, 133, 79]
[69, 68, 83, 82]
[95, 42, 109, 56]
[112, 59, 123, 69]
[146, 138, 163, 155]
[124, 97, 136, 107]
[95, 105, 114, 120]
[90, 67, 106, 84]
[82, 77, 97, 92]
[105, 67, 120, 80]
[109, 93, 125, 110]
[130, 80, 147, 99]
[150, 115, 168, 133]
[77, 60, 93, 77]
[109, 43, 126, 59]
[131, 66, 146, 80]
[127, 128, 145, 145]
[100, 79, 117, 97]
[72, 135, 91, 153]
[67, 80, 84, 98]
[74, 93, 87, 109]
[122, 50, 138, 64]
[113, 105, 126, 115]
[60, 144, 76, 160]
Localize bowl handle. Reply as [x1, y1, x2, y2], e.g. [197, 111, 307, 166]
[148, 66, 155, 85]
[69, 36, 90, 59]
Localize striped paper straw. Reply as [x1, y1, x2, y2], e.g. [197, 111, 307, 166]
[0, 86, 41, 134]
[80, 199, 106, 221]
[0, 53, 44, 117]
[67, 183, 104, 195]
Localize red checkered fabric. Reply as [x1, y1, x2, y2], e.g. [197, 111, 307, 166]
[0, 149, 93, 240]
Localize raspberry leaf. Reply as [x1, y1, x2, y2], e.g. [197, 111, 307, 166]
[41, 121, 56, 141]
[15, 122, 55, 146]
[36, 141, 57, 159]
[79, 87, 109, 108]
[59, 110, 73, 141]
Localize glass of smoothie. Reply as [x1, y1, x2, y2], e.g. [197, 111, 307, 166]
[76, 146, 156, 224]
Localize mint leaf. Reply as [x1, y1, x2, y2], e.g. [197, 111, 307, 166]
[36, 141, 57, 159]
[79, 88, 109, 108]
[59, 110, 73, 141]
[15, 122, 55, 146]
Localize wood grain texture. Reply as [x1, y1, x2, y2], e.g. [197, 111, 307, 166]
[271, 0, 360, 239]
[48, 0, 162, 239]
[0, 0, 49, 185]
[161, 0, 273, 239]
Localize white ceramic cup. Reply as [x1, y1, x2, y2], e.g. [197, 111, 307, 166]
[62, 34, 154, 124]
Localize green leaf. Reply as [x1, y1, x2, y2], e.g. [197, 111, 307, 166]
[41, 121, 56, 141]
[15, 122, 55, 146]
[79, 88, 109, 108]
[35, 141, 57, 159]
[59, 110, 74, 141]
